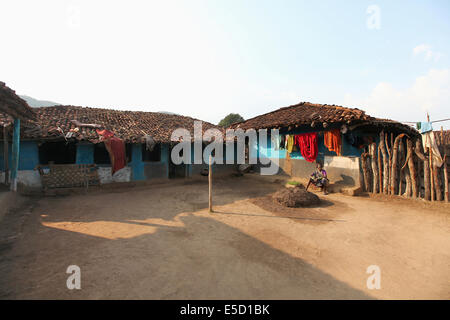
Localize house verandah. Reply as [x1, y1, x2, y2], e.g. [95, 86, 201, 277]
[0, 105, 236, 192]
[231, 102, 419, 191]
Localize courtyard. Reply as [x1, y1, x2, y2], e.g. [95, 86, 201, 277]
[0, 175, 448, 299]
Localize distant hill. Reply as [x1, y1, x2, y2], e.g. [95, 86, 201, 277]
[20, 95, 59, 107]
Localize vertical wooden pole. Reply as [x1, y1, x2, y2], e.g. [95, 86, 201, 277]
[208, 155, 213, 213]
[398, 139, 404, 196]
[3, 125, 9, 185]
[440, 125, 448, 202]
[377, 144, 382, 193]
[361, 152, 371, 192]
[415, 139, 430, 201]
[407, 139, 418, 198]
[370, 143, 379, 193]
[385, 133, 392, 194]
[11, 118, 20, 192]
[429, 146, 434, 201]
[380, 132, 389, 194]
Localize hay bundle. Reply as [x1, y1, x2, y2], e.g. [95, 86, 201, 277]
[273, 185, 320, 207]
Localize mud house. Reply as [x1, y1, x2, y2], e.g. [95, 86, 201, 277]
[0, 105, 234, 191]
[0, 82, 35, 191]
[230, 102, 418, 190]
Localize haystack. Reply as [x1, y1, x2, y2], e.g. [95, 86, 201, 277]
[273, 185, 320, 207]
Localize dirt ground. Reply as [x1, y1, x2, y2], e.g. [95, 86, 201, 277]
[0, 175, 449, 299]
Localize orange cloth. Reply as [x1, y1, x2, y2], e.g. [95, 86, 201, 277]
[324, 129, 341, 156]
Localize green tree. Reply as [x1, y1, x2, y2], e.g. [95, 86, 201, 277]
[218, 113, 244, 127]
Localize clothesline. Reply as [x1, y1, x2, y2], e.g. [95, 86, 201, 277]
[401, 118, 450, 125]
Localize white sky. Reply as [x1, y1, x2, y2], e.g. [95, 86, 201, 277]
[1, 0, 449, 129]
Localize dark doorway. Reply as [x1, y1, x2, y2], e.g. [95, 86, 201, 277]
[168, 146, 186, 178]
[38, 141, 76, 164]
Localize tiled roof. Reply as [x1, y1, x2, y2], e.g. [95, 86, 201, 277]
[229, 101, 418, 135]
[0, 82, 35, 120]
[230, 102, 370, 130]
[1, 105, 221, 143]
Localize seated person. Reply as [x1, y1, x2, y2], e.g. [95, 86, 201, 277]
[306, 163, 329, 195]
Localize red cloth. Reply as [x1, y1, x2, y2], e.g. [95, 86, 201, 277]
[96, 129, 126, 174]
[96, 129, 115, 139]
[295, 133, 318, 162]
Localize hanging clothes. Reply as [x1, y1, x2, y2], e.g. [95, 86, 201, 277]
[286, 134, 295, 153]
[96, 129, 126, 175]
[144, 135, 156, 151]
[419, 122, 433, 134]
[324, 129, 342, 156]
[422, 131, 444, 167]
[295, 132, 318, 162]
[279, 134, 286, 149]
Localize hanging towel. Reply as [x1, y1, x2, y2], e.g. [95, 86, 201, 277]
[279, 134, 285, 149]
[295, 132, 318, 162]
[420, 122, 433, 134]
[422, 131, 444, 167]
[96, 129, 126, 174]
[286, 135, 295, 153]
[324, 129, 342, 156]
[416, 122, 421, 131]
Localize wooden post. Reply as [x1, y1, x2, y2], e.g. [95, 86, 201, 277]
[208, 155, 213, 213]
[391, 133, 406, 195]
[386, 133, 392, 194]
[444, 155, 448, 203]
[429, 146, 434, 201]
[426, 113, 434, 201]
[398, 139, 405, 196]
[11, 118, 20, 192]
[407, 139, 418, 198]
[380, 132, 389, 194]
[433, 163, 442, 201]
[370, 143, 379, 193]
[377, 144, 382, 193]
[440, 126, 447, 202]
[3, 125, 9, 185]
[415, 139, 430, 200]
[361, 152, 371, 192]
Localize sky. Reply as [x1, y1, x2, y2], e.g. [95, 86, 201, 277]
[1, 0, 449, 128]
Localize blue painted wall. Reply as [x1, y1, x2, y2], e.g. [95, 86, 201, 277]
[76, 143, 94, 164]
[0, 141, 40, 171]
[0, 141, 171, 182]
[131, 143, 170, 180]
[257, 127, 364, 162]
[130, 143, 145, 181]
[160, 143, 169, 178]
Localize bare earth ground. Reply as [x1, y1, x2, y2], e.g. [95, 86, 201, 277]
[0, 175, 449, 299]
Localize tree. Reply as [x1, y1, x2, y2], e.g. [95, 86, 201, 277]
[218, 113, 244, 127]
